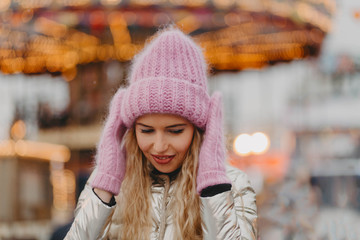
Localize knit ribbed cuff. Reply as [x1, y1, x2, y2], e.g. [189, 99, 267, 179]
[91, 172, 122, 196]
[196, 170, 231, 194]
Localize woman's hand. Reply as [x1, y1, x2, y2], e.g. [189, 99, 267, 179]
[197, 92, 231, 194]
[91, 89, 127, 196]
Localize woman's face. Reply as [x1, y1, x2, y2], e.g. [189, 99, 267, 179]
[135, 113, 195, 173]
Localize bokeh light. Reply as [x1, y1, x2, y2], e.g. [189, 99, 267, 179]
[233, 132, 270, 156]
[3, 1, 358, 239]
[234, 133, 252, 156]
[251, 132, 270, 154]
[10, 120, 26, 140]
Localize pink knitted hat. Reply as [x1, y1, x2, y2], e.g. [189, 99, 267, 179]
[120, 28, 211, 129]
[92, 28, 230, 195]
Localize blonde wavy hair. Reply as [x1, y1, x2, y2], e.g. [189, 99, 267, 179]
[109, 127, 203, 239]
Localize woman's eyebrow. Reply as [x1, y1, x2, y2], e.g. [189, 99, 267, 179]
[136, 123, 153, 128]
[136, 123, 187, 128]
[166, 124, 187, 128]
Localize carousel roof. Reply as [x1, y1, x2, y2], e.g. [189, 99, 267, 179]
[0, 0, 335, 74]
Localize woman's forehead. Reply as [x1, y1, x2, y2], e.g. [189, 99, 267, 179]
[136, 113, 191, 126]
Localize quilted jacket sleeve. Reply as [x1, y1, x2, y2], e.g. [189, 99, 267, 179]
[201, 165, 258, 240]
[64, 171, 116, 240]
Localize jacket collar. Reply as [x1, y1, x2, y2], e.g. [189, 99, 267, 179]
[150, 167, 181, 183]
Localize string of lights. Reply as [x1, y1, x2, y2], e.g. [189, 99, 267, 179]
[0, 0, 335, 74]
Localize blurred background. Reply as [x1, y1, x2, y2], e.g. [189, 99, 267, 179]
[0, 0, 359, 239]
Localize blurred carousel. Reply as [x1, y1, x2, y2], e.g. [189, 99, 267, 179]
[0, 0, 335, 74]
[0, 0, 335, 239]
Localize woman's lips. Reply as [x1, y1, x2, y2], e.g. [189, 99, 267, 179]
[151, 154, 175, 164]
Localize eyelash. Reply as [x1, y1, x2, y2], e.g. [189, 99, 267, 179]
[141, 129, 154, 133]
[169, 129, 184, 134]
[140, 129, 184, 134]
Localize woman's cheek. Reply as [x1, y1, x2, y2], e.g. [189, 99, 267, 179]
[136, 136, 148, 152]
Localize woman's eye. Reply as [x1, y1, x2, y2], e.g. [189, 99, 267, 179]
[141, 129, 154, 133]
[169, 129, 184, 134]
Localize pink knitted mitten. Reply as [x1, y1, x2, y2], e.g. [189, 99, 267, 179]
[91, 89, 127, 196]
[197, 92, 231, 194]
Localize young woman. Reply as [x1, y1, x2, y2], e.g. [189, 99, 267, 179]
[65, 27, 258, 240]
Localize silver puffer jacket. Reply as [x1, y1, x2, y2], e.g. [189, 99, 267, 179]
[65, 165, 258, 240]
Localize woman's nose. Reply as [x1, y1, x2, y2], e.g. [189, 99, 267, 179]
[153, 134, 168, 153]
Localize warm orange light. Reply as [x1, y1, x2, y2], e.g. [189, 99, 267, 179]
[354, 11, 360, 19]
[62, 67, 77, 82]
[116, 43, 138, 61]
[295, 2, 332, 32]
[63, 51, 79, 70]
[10, 120, 26, 140]
[101, 0, 122, 5]
[108, 12, 131, 46]
[97, 44, 113, 61]
[14, 140, 71, 162]
[0, 0, 10, 12]
[0, 140, 15, 156]
[229, 151, 289, 184]
[0, 139, 70, 162]
[34, 17, 68, 38]
[51, 169, 76, 210]
[1, 57, 25, 74]
[177, 15, 201, 34]
[23, 56, 46, 73]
